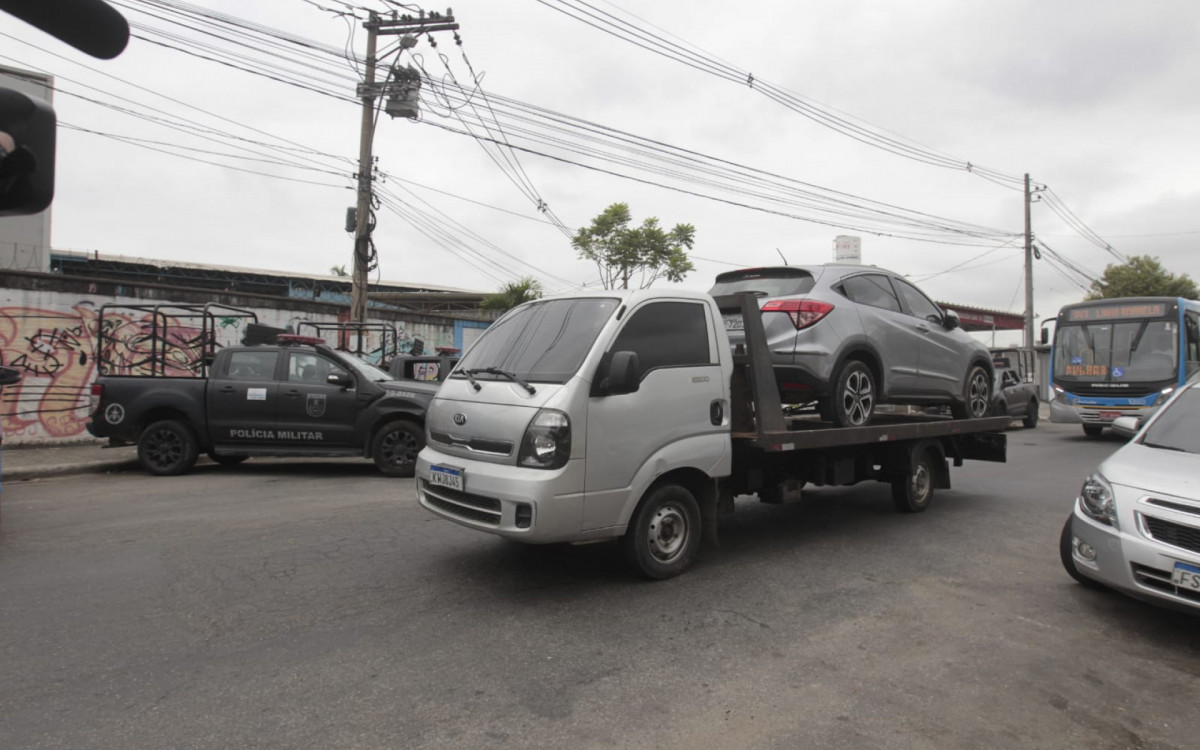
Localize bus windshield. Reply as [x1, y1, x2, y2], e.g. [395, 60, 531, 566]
[1054, 319, 1178, 383]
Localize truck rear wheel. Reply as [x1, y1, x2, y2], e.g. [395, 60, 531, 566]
[891, 444, 937, 513]
[623, 483, 701, 580]
[372, 419, 423, 477]
[138, 419, 199, 476]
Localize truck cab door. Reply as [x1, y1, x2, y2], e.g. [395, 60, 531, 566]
[208, 349, 281, 445]
[583, 300, 728, 531]
[276, 351, 359, 446]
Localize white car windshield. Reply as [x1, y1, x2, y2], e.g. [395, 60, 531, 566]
[1139, 387, 1200, 454]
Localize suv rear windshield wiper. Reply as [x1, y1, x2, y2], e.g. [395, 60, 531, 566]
[463, 367, 536, 394]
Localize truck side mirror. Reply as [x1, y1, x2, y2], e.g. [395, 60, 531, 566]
[1040, 327, 1049, 345]
[601, 350, 641, 396]
[327, 372, 352, 388]
[942, 309, 960, 331]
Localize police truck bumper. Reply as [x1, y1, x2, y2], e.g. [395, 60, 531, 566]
[416, 447, 596, 544]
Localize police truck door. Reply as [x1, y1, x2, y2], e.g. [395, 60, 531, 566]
[276, 351, 358, 446]
[208, 349, 281, 445]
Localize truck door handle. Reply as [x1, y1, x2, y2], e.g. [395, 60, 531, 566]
[218, 386, 236, 394]
[285, 389, 301, 397]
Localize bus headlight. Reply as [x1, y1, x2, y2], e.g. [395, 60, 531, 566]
[518, 409, 571, 469]
[1154, 387, 1175, 406]
[1079, 473, 1118, 529]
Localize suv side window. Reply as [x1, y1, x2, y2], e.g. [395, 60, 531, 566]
[840, 274, 902, 312]
[288, 352, 349, 383]
[893, 278, 943, 322]
[609, 301, 712, 377]
[226, 351, 278, 381]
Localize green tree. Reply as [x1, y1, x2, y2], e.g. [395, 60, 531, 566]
[1085, 255, 1198, 300]
[571, 202, 695, 289]
[330, 264, 348, 277]
[481, 277, 544, 312]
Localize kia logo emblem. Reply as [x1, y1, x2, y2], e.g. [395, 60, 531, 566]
[453, 412, 467, 426]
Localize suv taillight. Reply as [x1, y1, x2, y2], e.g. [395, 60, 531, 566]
[761, 299, 834, 330]
[89, 384, 103, 415]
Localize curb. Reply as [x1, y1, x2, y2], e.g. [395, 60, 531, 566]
[5, 458, 141, 482]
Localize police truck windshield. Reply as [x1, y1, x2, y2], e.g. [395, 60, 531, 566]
[453, 297, 620, 384]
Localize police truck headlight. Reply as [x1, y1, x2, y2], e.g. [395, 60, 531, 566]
[1079, 473, 1118, 528]
[518, 409, 571, 469]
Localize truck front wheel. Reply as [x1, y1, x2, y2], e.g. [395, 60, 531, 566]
[138, 419, 199, 476]
[372, 420, 423, 477]
[623, 483, 701, 580]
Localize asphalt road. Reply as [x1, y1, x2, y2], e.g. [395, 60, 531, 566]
[2, 422, 1198, 749]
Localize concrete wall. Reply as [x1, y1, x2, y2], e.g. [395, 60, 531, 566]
[0, 270, 465, 445]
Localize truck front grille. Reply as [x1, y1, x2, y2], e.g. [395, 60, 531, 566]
[422, 480, 502, 526]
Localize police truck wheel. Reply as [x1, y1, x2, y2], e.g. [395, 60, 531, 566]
[1022, 400, 1039, 428]
[207, 452, 247, 466]
[138, 419, 199, 476]
[891, 446, 936, 513]
[623, 483, 701, 580]
[951, 364, 992, 419]
[372, 420, 423, 477]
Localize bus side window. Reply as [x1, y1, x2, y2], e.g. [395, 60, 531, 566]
[1186, 313, 1200, 375]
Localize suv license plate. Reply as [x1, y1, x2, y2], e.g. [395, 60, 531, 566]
[1171, 562, 1200, 590]
[723, 315, 744, 331]
[429, 464, 464, 492]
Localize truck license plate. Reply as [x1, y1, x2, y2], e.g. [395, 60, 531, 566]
[429, 464, 464, 492]
[723, 315, 744, 331]
[1171, 561, 1200, 590]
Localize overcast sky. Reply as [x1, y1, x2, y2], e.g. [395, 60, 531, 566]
[3, 0, 1199, 343]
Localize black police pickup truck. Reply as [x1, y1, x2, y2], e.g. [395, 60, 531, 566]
[87, 334, 438, 477]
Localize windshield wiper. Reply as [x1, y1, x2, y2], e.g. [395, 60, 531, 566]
[1141, 441, 1189, 453]
[464, 367, 536, 395]
[456, 368, 480, 391]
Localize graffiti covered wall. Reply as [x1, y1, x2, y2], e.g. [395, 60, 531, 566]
[0, 286, 456, 444]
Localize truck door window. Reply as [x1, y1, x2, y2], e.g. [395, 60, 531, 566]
[609, 301, 711, 377]
[288, 352, 348, 383]
[226, 351, 278, 381]
[840, 274, 902, 312]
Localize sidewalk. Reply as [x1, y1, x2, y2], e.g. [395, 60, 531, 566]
[2, 441, 140, 482]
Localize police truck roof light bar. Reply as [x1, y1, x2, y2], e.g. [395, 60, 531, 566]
[274, 334, 326, 347]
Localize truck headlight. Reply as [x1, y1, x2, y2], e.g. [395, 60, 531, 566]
[1079, 473, 1118, 528]
[518, 409, 571, 469]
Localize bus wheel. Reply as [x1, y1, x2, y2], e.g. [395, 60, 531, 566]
[623, 483, 701, 580]
[1083, 424, 1104, 438]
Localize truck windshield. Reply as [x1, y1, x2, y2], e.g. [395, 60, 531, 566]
[454, 297, 620, 384]
[1053, 320, 1178, 383]
[342, 354, 394, 383]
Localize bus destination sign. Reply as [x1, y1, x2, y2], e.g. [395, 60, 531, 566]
[1066, 302, 1167, 322]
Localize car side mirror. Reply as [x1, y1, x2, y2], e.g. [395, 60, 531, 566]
[327, 372, 352, 388]
[1111, 415, 1141, 438]
[601, 350, 640, 396]
[942, 309, 961, 331]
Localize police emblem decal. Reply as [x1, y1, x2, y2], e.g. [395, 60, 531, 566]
[104, 403, 125, 425]
[306, 393, 327, 418]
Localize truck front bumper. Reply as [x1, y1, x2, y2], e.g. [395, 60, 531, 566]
[416, 447, 603, 544]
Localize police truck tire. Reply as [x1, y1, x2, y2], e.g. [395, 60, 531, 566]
[372, 419, 423, 477]
[138, 419, 199, 476]
[1023, 400, 1039, 428]
[623, 483, 702, 580]
[891, 446, 936, 513]
[207, 451, 247, 466]
[1059, 515, 1106, 590]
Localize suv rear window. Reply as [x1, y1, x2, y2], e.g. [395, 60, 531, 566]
[709, 268, 815, 298]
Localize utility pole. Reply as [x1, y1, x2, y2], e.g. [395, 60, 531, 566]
[348, 10, 459, 323]
[1023, 172, 1034, 349]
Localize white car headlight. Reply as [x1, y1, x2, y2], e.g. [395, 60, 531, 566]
[1079, 473, 1118, 529]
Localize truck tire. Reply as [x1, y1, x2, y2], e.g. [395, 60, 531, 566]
[1059, 515, 1106, 590]
[1022, 399, 1039, 428]
[951, 364, 992, 419]
[207, 451, 247, 466]
[891, 445, 937, 513]
[372, 419, 423, 477]
[138, 419, 199, 476]
[825, 359, 876, 427]
[623, 483, 701, 580]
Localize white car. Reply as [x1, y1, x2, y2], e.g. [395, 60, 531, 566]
[1061, 376, 1200, 612]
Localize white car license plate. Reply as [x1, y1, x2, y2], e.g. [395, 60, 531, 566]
[1171, 561, 1200, 590]
[723, 314, 744, 331]
[429, 464, 464, 492]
